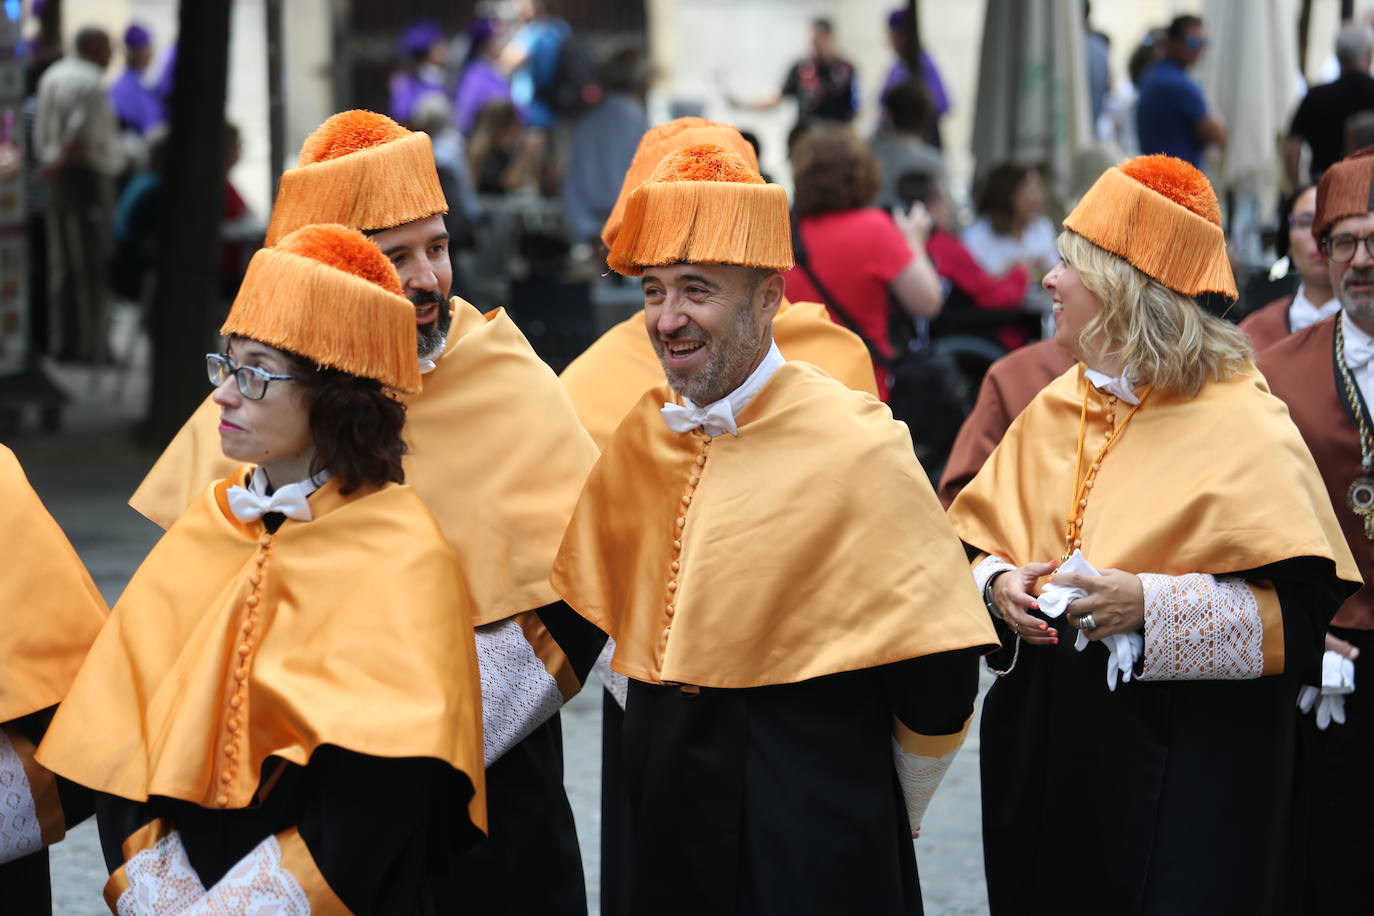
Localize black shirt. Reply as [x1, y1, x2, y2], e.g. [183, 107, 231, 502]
[782, 55, 857, 124]
[1290, 70, 1374, 179]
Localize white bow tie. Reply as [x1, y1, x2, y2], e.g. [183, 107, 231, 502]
[1346, 337, 1374, 371]
[226, 483, 314, 523]
[660, 400, 739, 437]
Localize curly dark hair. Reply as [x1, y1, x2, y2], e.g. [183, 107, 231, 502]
[791, 124, 880, 217]
[283, 351, 408, 495]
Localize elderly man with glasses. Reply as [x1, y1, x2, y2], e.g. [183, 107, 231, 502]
[1259, 147, 1374, 915]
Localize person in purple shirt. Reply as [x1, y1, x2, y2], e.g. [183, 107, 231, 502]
[882, 9, 948, 147]
[453, 18, 511, 136]
[389, 20, 448, 126]
[107, 24, 163, 136]
[1135, 14, 1226, 168]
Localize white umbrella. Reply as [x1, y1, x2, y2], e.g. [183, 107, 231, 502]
[970, 0, 1093, 207]
[1198, 0, 1302, 260]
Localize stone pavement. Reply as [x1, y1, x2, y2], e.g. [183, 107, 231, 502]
[11, 360, 991, 915]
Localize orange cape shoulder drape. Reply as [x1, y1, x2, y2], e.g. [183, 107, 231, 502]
[948, 363, 1359, 586]
[129, 297, 598, 626]
[559, 299, 878, 450]
[552, 362, 996, 688]
[0, 445, 108, 724]
[39, 471, 486, 829]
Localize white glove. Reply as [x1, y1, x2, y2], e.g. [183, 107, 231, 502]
[1297, 650, 1356, 730]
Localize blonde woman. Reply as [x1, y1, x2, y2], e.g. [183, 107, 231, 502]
[947, 155, 1359, 915]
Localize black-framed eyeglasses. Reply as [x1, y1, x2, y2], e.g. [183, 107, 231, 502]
[206, 353, 296, 400]
[1325, 234, 1374, 264]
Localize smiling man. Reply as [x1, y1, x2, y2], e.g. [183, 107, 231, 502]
[552, 144, 995, 915]
[128, 111, 603, 914]
[1258, 147, 1374, 914]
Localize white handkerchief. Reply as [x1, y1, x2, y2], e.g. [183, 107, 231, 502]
[1038, 549, 1143, 691]
[1321, 649, 1356, 695]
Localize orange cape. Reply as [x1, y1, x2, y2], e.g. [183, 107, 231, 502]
[948, 364, 1360, 585]
[129, 298, 599, 625]
[0, 446, 108, 723]
[558, 300, 878, 450]
[552, 362, 997, 688]
[38, 471, 486, 829]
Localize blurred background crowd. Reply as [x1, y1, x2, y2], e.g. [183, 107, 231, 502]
[0, 0, 1370, 477]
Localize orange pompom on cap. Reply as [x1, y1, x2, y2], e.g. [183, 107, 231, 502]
[607, 143, 792, 277]
[602, 117, 761, 248]
[265, 110, 447, 245]
[222, 224, 422, 393]
[1064, 154, 1237, 299]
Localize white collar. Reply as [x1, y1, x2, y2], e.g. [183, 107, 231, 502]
[1083, 365, 1141, 405]
[1342, 310, 1374, 371]
[1288, 285, 1339, 334]
[660, 340, 786, 437]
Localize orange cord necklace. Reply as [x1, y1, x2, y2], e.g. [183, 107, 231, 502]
[1064, 378, 1151, 561]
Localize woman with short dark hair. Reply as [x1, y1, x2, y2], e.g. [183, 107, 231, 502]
[38, 224, 487, 914]
[782, 123, 941, 400]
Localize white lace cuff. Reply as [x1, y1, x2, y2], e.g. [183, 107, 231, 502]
[972, 554, 1016, 598]
[594, 639, 628, 710]
[891, 720, 968, 834]
[476, 617, 564, 766]
[1138, 573, 1264, 681]
[185, 834, 312, 915]
[0, 729, 42, 865]
[113, 828, 207, 915]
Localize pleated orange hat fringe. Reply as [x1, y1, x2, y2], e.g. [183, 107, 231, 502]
[264, 110, 448, 245]
[607, 143, 793, 277]
[1313, 146, 1374, 241]
[601, 118, 760, 249]
[221, 224, 423, 393]
[1064, 154, 1238, 299]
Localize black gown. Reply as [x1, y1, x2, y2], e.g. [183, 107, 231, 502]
[979, 558, 1345, 916]
[620, 648, 981, 916]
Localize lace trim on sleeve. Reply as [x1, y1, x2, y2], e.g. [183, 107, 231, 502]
[972, 554, 1016, 596]
[186, 834, 312, 915]
[0, 729, 42, 864]
[1138, 573, 1264, 681]
[891, 740, 960, 833]
[594, 639, 628, 710]
[113, 829, 207, 916]
[476, 617, 564, 766]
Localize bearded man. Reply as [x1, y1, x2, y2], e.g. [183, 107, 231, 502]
[552, 143, 995, 915]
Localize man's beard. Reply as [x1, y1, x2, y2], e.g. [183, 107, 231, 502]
[1339, 267, 1374, 322]
[413, 291, 452, 359]
[658, 297, 765, 405]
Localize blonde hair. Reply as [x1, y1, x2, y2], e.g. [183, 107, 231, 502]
[1060, 231, 1252, 397]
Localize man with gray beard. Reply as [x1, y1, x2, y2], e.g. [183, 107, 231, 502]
[550, 143, 995, 915]
[1258, 146, 1374, 914]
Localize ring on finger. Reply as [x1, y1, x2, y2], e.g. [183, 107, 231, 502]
[1076, 613, 1098, 631]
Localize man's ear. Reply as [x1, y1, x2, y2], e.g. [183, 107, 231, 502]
[759, 271, 785, 318]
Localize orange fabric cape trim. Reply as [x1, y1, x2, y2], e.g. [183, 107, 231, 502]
[0, 445, 108, 723]
[558, 300, 878, 450]
[38, 472, 486, 831]
[948, 364, 1361, 585]
[128, 298, 599, 625]
[552, 362, 997, 688]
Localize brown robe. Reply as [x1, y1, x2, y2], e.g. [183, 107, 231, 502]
[937, 339, 1076, 507]
[1258, 315, 1374, 629]
[1240, 294, 1295, 352]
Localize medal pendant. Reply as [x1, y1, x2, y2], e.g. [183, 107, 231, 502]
[1349, 477, 1374, 541]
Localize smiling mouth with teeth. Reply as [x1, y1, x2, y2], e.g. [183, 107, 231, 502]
[667, 341, 705, 356]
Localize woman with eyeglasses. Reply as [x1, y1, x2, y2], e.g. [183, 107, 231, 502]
[36, 224, 487, 914]
[947, 156, 1357, 914]
[1240, 184, 1338, 350]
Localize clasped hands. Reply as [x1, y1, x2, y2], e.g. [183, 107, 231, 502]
[991, 561, 1145, 646]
